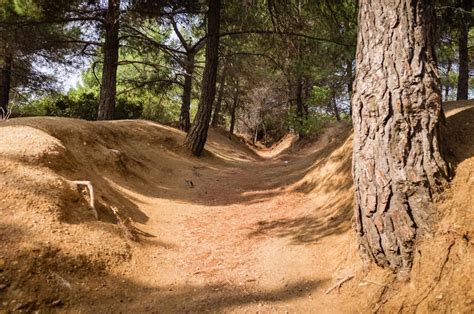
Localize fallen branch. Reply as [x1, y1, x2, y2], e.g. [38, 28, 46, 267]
[0, 105, 14, 121]
[361, 280, 398, 290]
[325, 274, 354, 295]
[72, 180, 98, 219]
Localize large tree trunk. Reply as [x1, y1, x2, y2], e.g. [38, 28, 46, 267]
[185, 0, 220, 156]
[211, 59, 228, 127]
[456, 0, 471, 100]
[97, 0, 120, 121]
[0, 45, 12, 116]
[352, 0, 448, 277]
[179, 53, 195, 132]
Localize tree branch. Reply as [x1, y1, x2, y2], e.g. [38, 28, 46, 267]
[168, 15, 191, 51]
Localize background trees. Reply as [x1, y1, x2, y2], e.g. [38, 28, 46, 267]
[1, 0, 472, 148]
[0, 0, 82, 115]
[436, 0, 474, 100]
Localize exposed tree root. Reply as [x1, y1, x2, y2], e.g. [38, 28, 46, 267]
[72, 180, 98, 219]
[325, 274, 354, 295]
[409, 240, 456, 312]
[378, 239, 456, 313]
[372, 281, 399, 313]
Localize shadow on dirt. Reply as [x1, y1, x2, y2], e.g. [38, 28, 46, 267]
[0, 233, 328, 312]
[444, 106, 474, 166]
[248, 191, 353, 245]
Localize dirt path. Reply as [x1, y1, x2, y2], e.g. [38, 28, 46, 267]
[0, 117, 362, 313]
[83, 124, 362, 313]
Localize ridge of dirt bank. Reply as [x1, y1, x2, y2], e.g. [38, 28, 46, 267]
[0, 101, 472, 313]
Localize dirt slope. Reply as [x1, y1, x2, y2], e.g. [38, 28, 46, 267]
[0, 101, 472, 313]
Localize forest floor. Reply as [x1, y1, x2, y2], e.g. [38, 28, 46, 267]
[0, 101, 472, 313]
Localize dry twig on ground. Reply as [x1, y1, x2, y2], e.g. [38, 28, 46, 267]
[111, 206, 139, 242]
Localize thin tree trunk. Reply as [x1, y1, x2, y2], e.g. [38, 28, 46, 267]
[346, 59, 353, 117]
[352, 0, 448, 277]
[303, 76, 310, 117]
[0, 45, 12, 115]
[179, 53, 195, 132]
[445, 59, 451, 101]
[97, 0, 120, 121]
[229, 83, 239, 139]
[185, 0, 220, 156]
[211, 59, 228, 127]
[332, 92, 340, 121]
[262, 122, 267, 145]
[253, 124, 258, 143]
[456, 0, 471, 100]
[295, 74, 305, 137]
[295, 75, 304, 118]
[229, 104, 237, 138]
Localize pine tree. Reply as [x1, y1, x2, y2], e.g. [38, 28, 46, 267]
[352, 0, 448, 277]
[185, 0, 220, 156]
[97, 0, 120, 120]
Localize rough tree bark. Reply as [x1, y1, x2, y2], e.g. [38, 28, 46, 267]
[456, 0, 471, 100]
[352, 0, 448, 277]
[179, 53, 195, 132]
[185, 0, 220, 156]
[211, 59, 228, 127]
[97, 0, 120, 121]
[0, 45, 12, 115]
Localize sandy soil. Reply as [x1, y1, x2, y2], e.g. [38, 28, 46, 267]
[0, 101, 472, 313]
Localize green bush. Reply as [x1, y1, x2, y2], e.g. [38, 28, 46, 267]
[20, 93, 146, 121]
[286, 108, 332, 137]
[20, 93, 98, 120]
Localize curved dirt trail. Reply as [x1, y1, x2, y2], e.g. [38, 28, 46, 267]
[0, 116, 360, 313]
[107, 124, 360, 313]
[83, 101, 473, 313]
